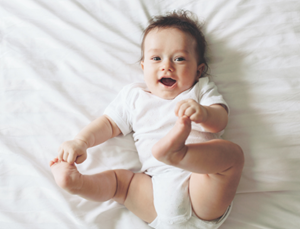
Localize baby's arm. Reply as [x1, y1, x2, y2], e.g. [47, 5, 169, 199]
[175, 99, 228, 133]
[58, 115, 121, 164]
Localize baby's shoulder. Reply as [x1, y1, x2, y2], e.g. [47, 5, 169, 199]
[196, 76, 219, 95]
[197, 76, 211, 90]
[118, 82, 148, 103]
[122, 82, 147, 91]
[120, 82, 147, 95]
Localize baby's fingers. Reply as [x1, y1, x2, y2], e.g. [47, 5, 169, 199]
[177, 103, 191, 118]
[175, 100, 185, 116]
[58, 147, 64, 161]
[61, 150, 77, 164]
[75, 153, 87, 164]
[67, 152, 77, 164]
[63, 151, 69, 162]
[189, 112, 200, 122]
[184, 106, 197, 118]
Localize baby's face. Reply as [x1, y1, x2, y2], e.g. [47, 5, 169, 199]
[141, 28, 204, 100]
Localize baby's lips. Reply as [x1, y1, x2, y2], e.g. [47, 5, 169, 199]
[160, 77, 176, 86]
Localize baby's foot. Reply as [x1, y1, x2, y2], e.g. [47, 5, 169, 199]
[50, 158, 83, 194]
[152, 116, 191, 165]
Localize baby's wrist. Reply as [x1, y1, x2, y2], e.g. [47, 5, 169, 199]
[74, 138, 89, 148]
[202, 106, 209, 122]
[196, 105, 208, 124]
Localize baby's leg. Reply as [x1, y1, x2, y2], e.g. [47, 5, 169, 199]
[50, 158, 157, 223]
[152, 117, 244, 221]
[50, 158, 118, 201]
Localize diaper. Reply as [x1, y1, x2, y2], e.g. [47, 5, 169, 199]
[148, 168, 232, 229]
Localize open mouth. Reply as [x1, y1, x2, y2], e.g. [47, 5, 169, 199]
[159, 77, 176, 87]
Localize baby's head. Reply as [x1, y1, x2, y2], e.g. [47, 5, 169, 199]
[141, 10, 207, 73]
[140, 10, 208, 100]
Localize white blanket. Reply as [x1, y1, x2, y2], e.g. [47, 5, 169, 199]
[1, 0, 300, 228]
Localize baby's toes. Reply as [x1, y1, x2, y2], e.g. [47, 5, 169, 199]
[49, 157, 59, 167]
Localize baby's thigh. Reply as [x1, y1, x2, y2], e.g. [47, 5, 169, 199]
[189, 171, 239, 222]
[124, 173, 157, 224]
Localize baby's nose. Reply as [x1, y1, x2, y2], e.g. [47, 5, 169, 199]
[161, 61, 173, 72]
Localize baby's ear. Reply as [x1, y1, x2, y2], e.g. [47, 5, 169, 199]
[141, 61, 144, 70]
[197, 63, 205, 77]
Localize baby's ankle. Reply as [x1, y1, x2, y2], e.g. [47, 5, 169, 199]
[61, 173, 84, 195]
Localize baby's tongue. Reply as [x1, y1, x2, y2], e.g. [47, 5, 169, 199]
[160, 78, 176, 86]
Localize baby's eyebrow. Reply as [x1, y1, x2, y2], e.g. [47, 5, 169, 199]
[173, 49, 189, 54]
[147, 48, 189, 54]
[147, 48, 161, 53]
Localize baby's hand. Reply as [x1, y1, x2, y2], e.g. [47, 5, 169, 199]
[58, 139, 88, 164]
[175, 99, 208, 123]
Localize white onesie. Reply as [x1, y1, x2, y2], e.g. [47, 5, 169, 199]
[104, 77, 231, 228]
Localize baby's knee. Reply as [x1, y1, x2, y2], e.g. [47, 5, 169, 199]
[225, 141, 245, 174]
[213, 139, 244, 173]
[232, 142, 244, 169]
[218, 139, 244, 165]
[112, 169, 135, 204]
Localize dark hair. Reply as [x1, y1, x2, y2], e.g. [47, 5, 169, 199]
[140, 10, 208, 77]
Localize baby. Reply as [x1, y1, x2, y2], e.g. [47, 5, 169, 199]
[50, 10, 244, 229]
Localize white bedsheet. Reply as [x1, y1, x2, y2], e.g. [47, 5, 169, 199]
[1, 0, 300, 228]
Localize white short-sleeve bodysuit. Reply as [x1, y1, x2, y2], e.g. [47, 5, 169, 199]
[104, 77, 231, 229]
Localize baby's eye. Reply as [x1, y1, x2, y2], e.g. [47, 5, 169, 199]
[152, 57, 161, 61]
[175, 57, 185, 61]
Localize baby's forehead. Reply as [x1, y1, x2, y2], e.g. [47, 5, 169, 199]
[146, 27, 191, 38]
[144, 27, 197, 51]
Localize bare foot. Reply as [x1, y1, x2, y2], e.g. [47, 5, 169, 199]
[152, 116, 191, 165]
[50, 158, 83, 194]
